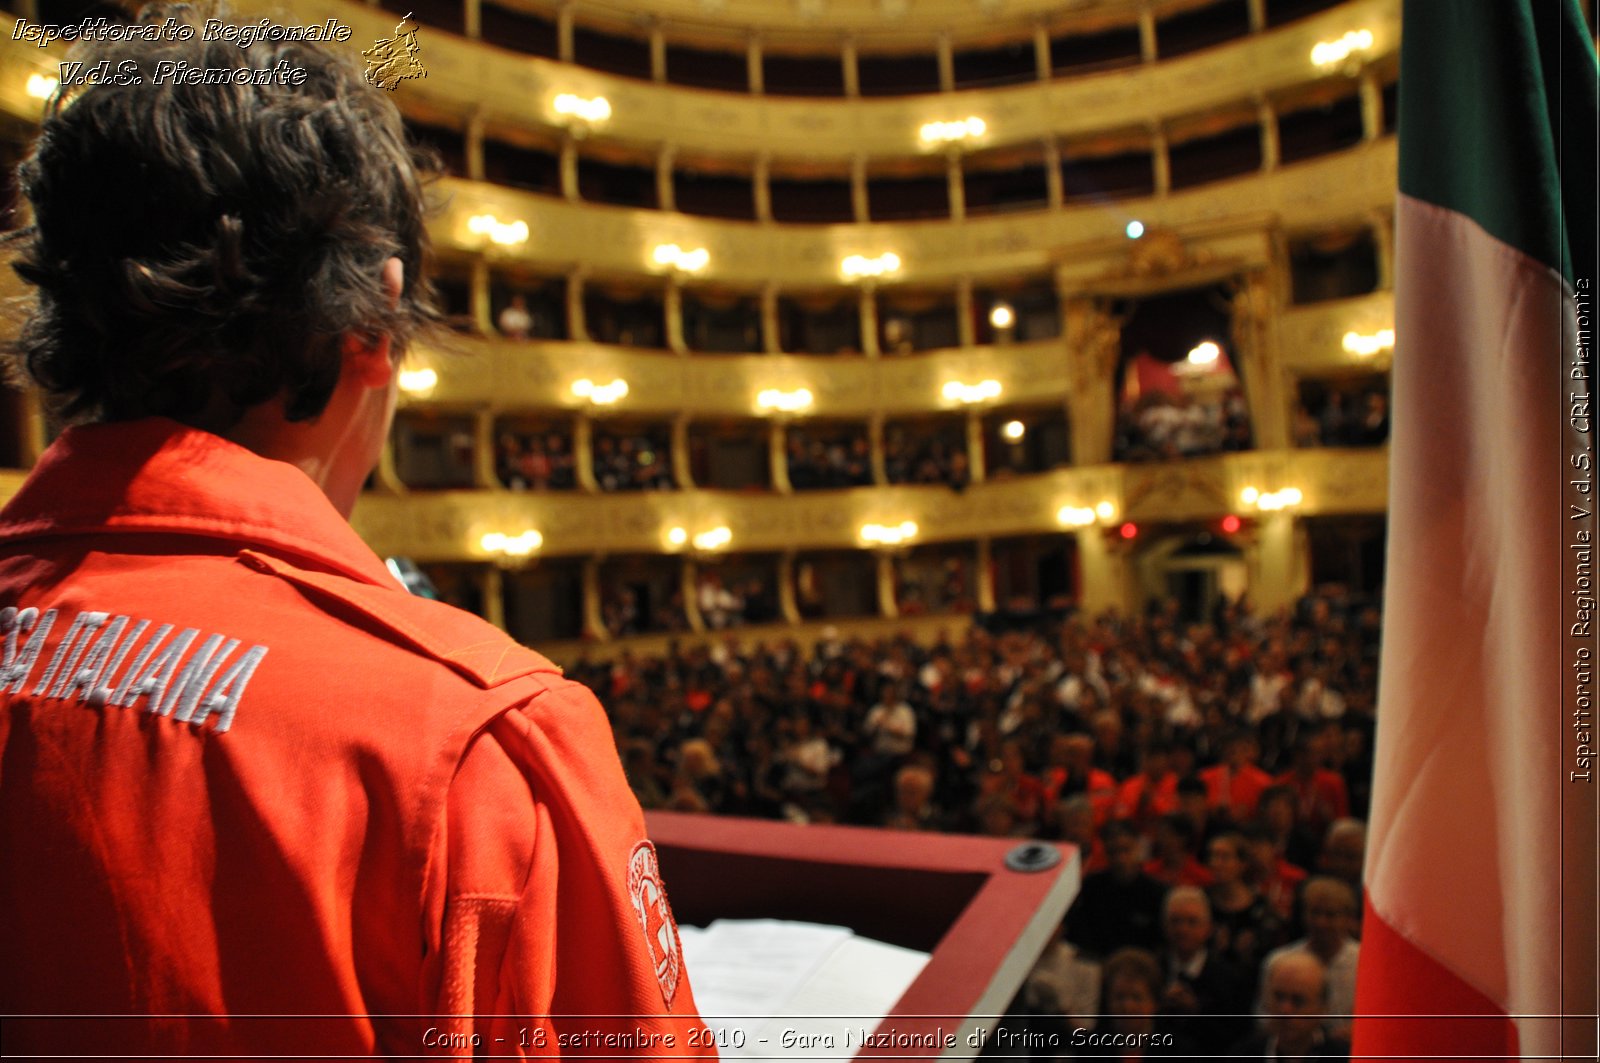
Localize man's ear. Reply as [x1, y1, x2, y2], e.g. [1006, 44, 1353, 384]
[340, 257, 406, 387]
[341, 331, 393, 387]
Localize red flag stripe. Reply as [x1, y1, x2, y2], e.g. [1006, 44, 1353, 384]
[1352, 900, 1520, 1059]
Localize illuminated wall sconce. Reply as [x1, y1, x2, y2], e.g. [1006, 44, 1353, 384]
[26, 73, 57, 99]
[1240, 485, 1304, 512]
[652, 243, 710, 273]
[481, 529, 543, 561]
[989, 303, 1015, 330]
[1342, 328, 1395, 357]
[552, 92, 612, 124]
[861, 521, 919, 547]
[664, 524, 732, 552]
[919, 116, 986, 146]
[1056, 500, 1118, 528]
[572, 378, 629, 406]
[397, 366, 438, 397]
[1186, 341, 1221, 368]
[942, 379, 1002, 405]
[691, 526, 733, 552]
[1311, 29, 1374, 69]
[1001, 420, 1026, 442]
[841, 252, 901, 280]
[467, 213, 530, 247]
[1125, 220, 1145, 240]
[757, 388, 814, 415]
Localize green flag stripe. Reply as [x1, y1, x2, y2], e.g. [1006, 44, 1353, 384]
[1398, 0, 1597, 286]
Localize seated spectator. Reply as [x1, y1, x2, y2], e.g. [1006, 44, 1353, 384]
[1205, 832, 1284, 987]
[667, 738, 728, 813]
[1174, 774, 1223, 851]
[1040, 732, 1117, 823]
[1259, 877, 1360, 1041]
[978, 740, 1046, 835]
[1201, 729, 1273, 822]
[1146, 812, 1214, 888]
[1242, 820, 1309, 921]
[497, 293, 532, 338]
[697, 572, 743, 631]
[1230, 951, 1350, 1060]
[1354, 391, 1390, 445]
[1074, 947, 1199, 1057]
[1316, 819, 1368, 936]
[1113, 740, 1180, 832]
[1064, 820, 1169, 958]
[1259, 784, 1322, 872]
[1048, 795, 1107, 873]
[1158, 887, 1251, 1053]
[1275, 735, 1352, 841]
[883, 762, 944, 832]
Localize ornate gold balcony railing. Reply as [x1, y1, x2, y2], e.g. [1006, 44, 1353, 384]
[350, 447, 1388, 561]
[0, 2, 1398, 161]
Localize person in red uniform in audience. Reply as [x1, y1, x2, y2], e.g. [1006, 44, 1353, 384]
[1145, 811, 1215, 888]
[1273, 734, 1351, 840]
[0, 8, 704, 1057]
[1113, 739, 1180, 832]
[1200, 729, 1273, 822]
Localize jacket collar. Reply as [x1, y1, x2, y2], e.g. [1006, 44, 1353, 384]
[0, 418, 398, 588]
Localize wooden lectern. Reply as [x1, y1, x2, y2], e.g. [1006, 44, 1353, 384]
[646, 811, 1081, 1059]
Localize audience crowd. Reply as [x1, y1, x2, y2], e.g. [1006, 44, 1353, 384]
[495, 429, 577, 491]
[787, 430, 874, 490]
[594, 430, 676, 491]
[1114, 390, 1253, 463]
[1296, 386, 1391, 449]
[571, 589, 1377, 1057]
[885, 428, 972, 489]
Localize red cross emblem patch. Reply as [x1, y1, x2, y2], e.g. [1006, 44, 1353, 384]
[627, 840, 683, 1008]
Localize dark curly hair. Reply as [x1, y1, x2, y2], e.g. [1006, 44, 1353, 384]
[5, 2, 439, 427]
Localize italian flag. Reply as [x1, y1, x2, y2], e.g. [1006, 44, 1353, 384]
[1354, 1, 1597, 1058]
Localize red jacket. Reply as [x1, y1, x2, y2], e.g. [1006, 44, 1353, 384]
[0, 421, 705, 1058]
[1200, 762, 1274, 819]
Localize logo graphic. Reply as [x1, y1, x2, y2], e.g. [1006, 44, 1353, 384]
[627, 840, 682, 1008]
[362, 14, 426, 91]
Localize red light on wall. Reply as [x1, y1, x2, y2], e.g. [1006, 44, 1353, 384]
[1221, 514, 1242, 534]
[1119, 522, 1138, 540]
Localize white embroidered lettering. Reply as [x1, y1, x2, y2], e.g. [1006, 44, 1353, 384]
[121, 628, 198, 711]
[162, 634, 237, 721]
[190, 644, 267, 733]
[58, 615, 130, 701]
[37, 611, 108, 697]
[1, 606, 19, 671]
[89, 617, 150, 706]
[107, 622, 172, 706]
[3, 608, 55, 693]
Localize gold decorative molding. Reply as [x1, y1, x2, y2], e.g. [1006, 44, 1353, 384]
[436, 140, 1396, 287]
[1278, 291, 1395, 375]
[0, 2, 1398, 161]
[351, 448, 1387, 561]
[546, 0, 1217, 48]
[404, 335, 1073, 417]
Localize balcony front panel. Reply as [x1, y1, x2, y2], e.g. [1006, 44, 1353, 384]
[92, 0, 1402, 160]
[439, 138, 1396, 286]
[351, 447, 1388, 560]
[556, 0, 1164, 42]
[406, 336, 1075, 418]
[1278, 291, 1395, 373]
